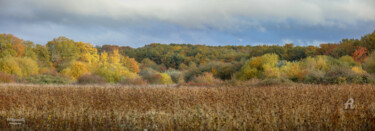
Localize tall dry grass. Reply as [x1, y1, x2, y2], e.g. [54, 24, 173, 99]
[0, 84, 375, 130]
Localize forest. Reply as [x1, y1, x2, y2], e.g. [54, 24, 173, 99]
[0, 31, 375, 85]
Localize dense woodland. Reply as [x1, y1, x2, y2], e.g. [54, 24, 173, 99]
[1, 31, 375, 85]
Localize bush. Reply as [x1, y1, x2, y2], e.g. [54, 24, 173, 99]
[350, 73, 374, 84]
[199, 61, 238, 80]
[139, 68, 163, 84]
[39, 68, 59, 76]
[304, 70, 325, 84]
[235, 53, 279, 80]
[324, 66, 374, 84]
[120, 78, 148, 85]
[0, 72, 15, 83]
[160, 73, 174, 84]
[281, 62, 306, 82]
[95, 63, 138, 83]
[77, 74, 106, 84]
[61, 61, 90, 80]
[165, 69, 184, 84]
[24, 74, 71, 84]
[324, 67, 353, 84]
[364, 52, 375, 74]
[257, 78, 292, 86]
[188, 72, 222, 86]
[339, 55, 357, 67]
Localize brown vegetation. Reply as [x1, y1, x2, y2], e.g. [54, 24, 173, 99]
[0, 84, 375, 130]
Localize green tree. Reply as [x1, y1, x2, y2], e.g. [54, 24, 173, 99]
[47, 36, 79, 67]
[363, 52, 375, 74]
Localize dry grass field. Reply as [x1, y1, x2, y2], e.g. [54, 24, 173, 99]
[0, 84, 375, 130]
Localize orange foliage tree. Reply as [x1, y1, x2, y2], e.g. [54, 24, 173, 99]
[122, 56, 140, 73]
[352, 46, 369, 63]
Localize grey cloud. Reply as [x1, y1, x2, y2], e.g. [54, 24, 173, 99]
[1, 0, 374, 31]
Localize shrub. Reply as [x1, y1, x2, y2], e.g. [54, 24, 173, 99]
[140, 58, 158, 69]
[61, 61, 91, 80]
[39, 68, 58, 75]
[263, 64, 281, 79]
[257, 78, 292, 86]
[24, 74, 71, 84]
[303, 56, 329, 71]
[188, 72, 222, 86]
[324, 66, 374, 84]
[199, 61, 237, 80]
[324, 67, 352, 84]
[139, 68, 163, 84]
[350, 73, 374, 84]
[281, 62, 306, 82]
[160, 73, 174, 84]
[166, 69, 185, 84]
[339, 55, 357, 67]
[304, 70, 325, 84]
[120, 78, 147, 85]
[222, 79, 261, 87]
[235, 53, 279, 80]
[352, 66, 366, 74]
[183, 68, 202, 82]
[0, 72, 15, 83]
[95, 63, 137, 83]
[143, 73, 162, 84]
[77, 74, 106, 84]
[363, 52, 375, 74]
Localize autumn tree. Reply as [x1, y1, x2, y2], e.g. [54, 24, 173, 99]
[122, 56, 140, 73]
[235, 53, 280, 80]
[33, 44, 52, 67]
[360, 30, 375, 52]
[0, 58, 21, 76]
[23, 41, 37, 60]
[61, 61, 91, 80]
[47, 36, 79, 67]
[76, 42, 99, 66]
[0, 57, 39, 77]
[352, 46, 369, 63]
[94, 50, 139, 83]
[0, 34, 25, 57]
[363, 52, 375, 74]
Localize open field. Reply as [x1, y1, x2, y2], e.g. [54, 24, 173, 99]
[0, 84, 375, 130]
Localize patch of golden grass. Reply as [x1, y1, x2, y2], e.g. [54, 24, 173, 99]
[0, 84, 375, 130]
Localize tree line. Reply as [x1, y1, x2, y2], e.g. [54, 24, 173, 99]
[0, 30, 375, 85]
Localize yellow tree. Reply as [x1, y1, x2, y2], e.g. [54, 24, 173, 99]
[16, 57, 39, 77]
[99, 52, 109, 66]
[0, 57, 39, 77]
[0, 57, 21, 76]
[95, 50, 140, 83]
[76, 42, 99, 65]
[122, 56, 140, 73]
[160, 73, 173, 84]
[61, 61, 90, 80]
[109, 49, 121, 64]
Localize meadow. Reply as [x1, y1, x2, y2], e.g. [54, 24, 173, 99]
[1, 84, 375, 130]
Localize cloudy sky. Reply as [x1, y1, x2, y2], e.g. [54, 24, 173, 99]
[1, 0, 374, 47]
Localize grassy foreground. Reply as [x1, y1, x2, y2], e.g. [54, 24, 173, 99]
[0, 84, 375, 130]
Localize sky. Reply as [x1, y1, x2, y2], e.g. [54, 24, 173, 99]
[0, 0, 375, 48]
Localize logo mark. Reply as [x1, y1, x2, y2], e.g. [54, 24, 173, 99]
[7, 118, 25, 125]
[344, 98, 355, 110]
